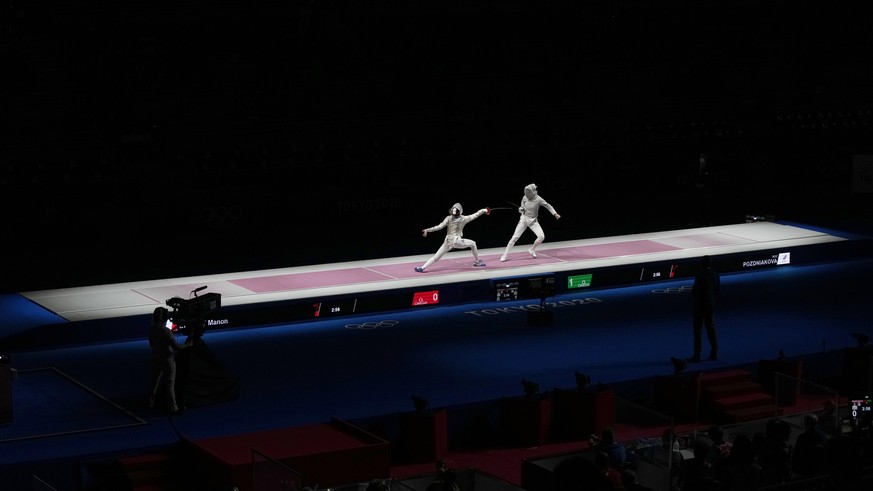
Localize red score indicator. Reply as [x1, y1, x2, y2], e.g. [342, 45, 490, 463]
[412, 290, 439, 306]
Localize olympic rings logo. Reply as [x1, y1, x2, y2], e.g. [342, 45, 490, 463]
[652, 286, 693, 294]
[344, 320, 400, 330]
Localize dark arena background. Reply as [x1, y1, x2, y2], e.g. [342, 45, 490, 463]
[2, 2, 873, 491]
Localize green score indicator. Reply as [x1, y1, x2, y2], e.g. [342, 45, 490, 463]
[567, 274, 593, 289]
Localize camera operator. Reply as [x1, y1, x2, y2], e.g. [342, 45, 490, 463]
[147, 306, 193, 414]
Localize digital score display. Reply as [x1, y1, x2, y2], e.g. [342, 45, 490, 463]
[495, 281, 519, 301]
[851, 395, 873, 430]
[638, 264, 680, 282]
[412, 290, 440, 306]
[493, 275, 555, 301]
[567, 273, 593, 289]
[312, 299, 357, 317]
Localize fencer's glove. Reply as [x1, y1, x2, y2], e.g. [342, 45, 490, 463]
[486, 207, 490, 215]
[519, 207, 524, 214]
[422, 230, 428, 237]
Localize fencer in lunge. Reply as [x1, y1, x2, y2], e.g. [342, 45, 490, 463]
[415, 203, 490, 272]
[500, 183, 561, 262]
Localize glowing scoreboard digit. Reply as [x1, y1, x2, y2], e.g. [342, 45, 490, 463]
[567, 273, 593, 289]
[412, 290, 440, 306]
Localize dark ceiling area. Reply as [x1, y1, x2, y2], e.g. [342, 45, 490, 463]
[2, 1, 871, 292]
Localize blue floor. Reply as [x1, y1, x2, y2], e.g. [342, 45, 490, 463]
[2, 253, 872, 477]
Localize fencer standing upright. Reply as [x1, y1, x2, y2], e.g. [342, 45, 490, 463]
[415, 203, 490, 272]
[500, 183, 561, 262]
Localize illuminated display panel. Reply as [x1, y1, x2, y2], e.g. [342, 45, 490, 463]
[412, 290, 440, 306]
[492, 274, 555, 301]
[638, 264, 680, 282]
[312, 299, 357, 317]
[495, 282, 519, 301]
[851, 395, 873, 430]
[567, 274, 592, 289]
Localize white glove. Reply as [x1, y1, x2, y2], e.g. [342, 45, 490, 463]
[519, 207, 524, 214]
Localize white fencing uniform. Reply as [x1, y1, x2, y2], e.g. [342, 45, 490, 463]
[500, 183, 560, 261]
[416, 202, 489, 272]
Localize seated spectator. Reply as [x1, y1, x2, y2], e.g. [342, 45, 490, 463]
[718, 433, 762, 491]
[790, 413, 831, 479]
[703, 425, 730, 471]
[755, 418, 792, 487]
[594, 451, 623, 489]
[590, 427, 628, 468]
[680, 438, 718, 491]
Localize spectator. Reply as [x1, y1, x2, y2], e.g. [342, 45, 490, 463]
[790, 413, 830, 479]
[590, 427, 628, 469]
[703, 425, 731, 473]
[594, 451, 623, 489]
[718, 433, 762, 491]
[755, 418, 792, 486]
[680, 438, 718, 491]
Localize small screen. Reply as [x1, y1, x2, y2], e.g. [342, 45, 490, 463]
[851, 395, 873, 430]
[412, 290, 440, 306]
[567, 274, 592, 289]
[638, 264, 680, 281]
[312, 299, 357, 317]
[495, 282, 519, 301]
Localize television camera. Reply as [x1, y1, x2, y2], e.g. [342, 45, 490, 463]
[165, 286, 221, 337]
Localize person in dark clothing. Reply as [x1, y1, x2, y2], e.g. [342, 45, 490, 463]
[689, 255, 720, 362]
[755, 418, 792, 487]
[590, 427, 627, 469]
[147, 306, 193, 414]
[790, 413, 831, 479]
